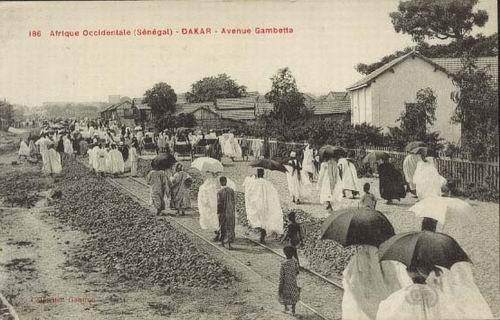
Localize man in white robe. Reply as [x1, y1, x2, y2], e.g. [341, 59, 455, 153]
[92, 143, 108, 176]
[35, 134, 51, 173]
[376, 263, 492, 320]
[342, 245, 411, 320]
[18, 138, 30, 159]
[45, 144, 62, 175]
[285, 151, 308, 204]
[318, 158, 343, 210]
[403, 153, 421, 196]
[198, 172, 236, 240]
[338, 153, 361, 199]
[302, 143, 316, 181]
[244, 168, 283, 243]
[107, 144, 125, 175]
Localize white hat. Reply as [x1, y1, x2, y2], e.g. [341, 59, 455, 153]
[290, 151, 296, 157]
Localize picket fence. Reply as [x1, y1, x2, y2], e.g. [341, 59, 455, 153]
[238, 138, 500, 191]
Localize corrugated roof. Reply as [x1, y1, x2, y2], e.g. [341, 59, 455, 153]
[431, 56, 498, 83]
[312, 92, 350, 114]
[346, 51, 451, 91]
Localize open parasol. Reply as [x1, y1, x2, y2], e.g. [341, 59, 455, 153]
[379, 231, 470, 269]
[320, 207, 395, 247]
[408, 196, 474, 225]
[405, 141, 427, 153]
[191, 157, 224, 173]
[249, 159, 288, 173]
[362, 151, 389, 164]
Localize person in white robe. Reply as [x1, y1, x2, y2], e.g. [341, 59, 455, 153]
[342, 245, 412, 320]
[285, 151, 308, 204]
[318, 157, 343, 210]
[403, 153, 421, 196]
[244, 168, 284, 243]
[63, 134, 74, 157]
[129, 142, 139, 177]
[35, 134, 51, 173]
[413, 150, 446, 200]
[301, 143, 316, 182]
[18, 138, 30, 159]
[198, 173, 222, 240]
[338, 153, 361, 199]
[92, 143, 108, 176]
[87, 144, 96, 170]
[376, 263, 492, 320]
[107, 144, 125, 175]
[45, 144, 62, 175]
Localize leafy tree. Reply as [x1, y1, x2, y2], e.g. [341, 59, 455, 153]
[186, 74, 247, 103]
[390, 0, 488, 42]
[397, 87, 437, 140]
[0, 101, 14, 129]
[264, 68, 312, 136]
[451, 56, 498, 160]
[143, 82, 177, 118]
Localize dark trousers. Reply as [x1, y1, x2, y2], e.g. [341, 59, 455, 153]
[421, 217, 438, 232]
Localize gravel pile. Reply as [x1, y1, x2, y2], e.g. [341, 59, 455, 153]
[53, 159, 236, 290]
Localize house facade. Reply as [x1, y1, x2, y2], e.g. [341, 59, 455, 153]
[100, 98, 152, 127]
[347, 51, 461, 143]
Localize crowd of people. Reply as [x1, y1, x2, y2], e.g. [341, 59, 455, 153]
[19, 118, 493, 319]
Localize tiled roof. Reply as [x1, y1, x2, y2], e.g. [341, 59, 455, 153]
[346, 51, 450, 91]
[431, 56, 498, 83]
[215, 96, 256, 109]
[312, 92, 350, 114]
[219, 108, 255, 121]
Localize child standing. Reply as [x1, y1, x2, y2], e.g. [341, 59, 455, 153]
[359, 182, 377, 210]
[282, 211, 303, 265]
[279, 246, 301, 316]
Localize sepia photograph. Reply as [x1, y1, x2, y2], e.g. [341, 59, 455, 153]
[0, 1, 498, 319]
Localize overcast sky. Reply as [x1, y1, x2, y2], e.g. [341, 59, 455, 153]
[0, 0, 497, 106]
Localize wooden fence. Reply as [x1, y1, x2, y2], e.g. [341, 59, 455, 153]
[238, 138, 500, 192]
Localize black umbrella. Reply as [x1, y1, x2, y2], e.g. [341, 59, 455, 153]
[319, 145, 346, 161]
[154, 153, 177, 170]
[320, 207, 395, 247]
[405, 141, 426, 153]
[249, 159, 288, 173]
[379, 231, 470, 269]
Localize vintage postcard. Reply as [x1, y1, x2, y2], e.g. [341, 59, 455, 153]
[0, 1, 498, 319]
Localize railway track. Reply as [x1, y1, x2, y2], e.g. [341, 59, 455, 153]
[108, 175, 344, 320]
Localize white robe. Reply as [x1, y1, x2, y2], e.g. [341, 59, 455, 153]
[413, 157, 446, 199]
[198, 177, 220, 232]
[318, 161, 343, 204]
[18, 141, 30, 157]
[342, 246, 412, 320]
[338, 158, 361, 193]
[35, 137, 51, 173]
[92, 147, 108, 173]
[45, 149, 62, 174]
[63, 137, 74, 154]
[243, 176, 283, 234]
[129, 147, 138, 176]
[403, 154, 420, 190]
[302, 145, 316, 174]
[107, 149, 125, 174]
[376, 263, 492, 320]
[284, 162, 310, 201]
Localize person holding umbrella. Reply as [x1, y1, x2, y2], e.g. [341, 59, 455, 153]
[321, 207, 410, 320]
[377, 231, 493, 320]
